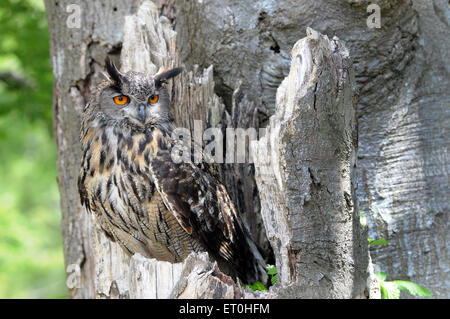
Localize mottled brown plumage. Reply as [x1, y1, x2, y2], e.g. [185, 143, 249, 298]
[78, 58, 267, 284]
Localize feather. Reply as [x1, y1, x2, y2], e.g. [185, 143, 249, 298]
[78, 65, 266, 284]
[104, 57, 123, 87]
[148, 128, 267, 284]
[154, 67, 183, 89]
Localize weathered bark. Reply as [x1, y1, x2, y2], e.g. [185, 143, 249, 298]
[170, 28, 377, 299]
[48, 0, 375, 298]
[46, 0, 230, 298]
[252, 28, 370, 298]
[175, 0, 449, 298]
[46, 0, 142, 298]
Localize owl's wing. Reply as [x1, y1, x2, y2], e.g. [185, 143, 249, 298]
[149, 139, 240, 262]
[192, 136, 224, 182]
[149, 136, 267, 284]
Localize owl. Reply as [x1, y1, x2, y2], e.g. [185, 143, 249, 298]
[77, 58, 267, 285]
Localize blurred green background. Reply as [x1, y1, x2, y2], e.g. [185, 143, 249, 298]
[0, 0, 66, 298]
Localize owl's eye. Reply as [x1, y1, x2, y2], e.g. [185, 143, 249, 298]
[149, 94, 159, 104]
[113, 95, 129, 105]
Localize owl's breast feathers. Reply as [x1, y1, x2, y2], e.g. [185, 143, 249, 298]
[78, 119, 267, 284]
[78, 120, 201, 262]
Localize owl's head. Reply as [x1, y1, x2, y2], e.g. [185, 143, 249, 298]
[89, 57, 182, 129]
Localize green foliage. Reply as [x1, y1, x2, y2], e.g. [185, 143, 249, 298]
[0, 113, 65, 298]
[361, 211, 431, 299]
[0, 0, 65, 298]
[361, 209, 391, 247]
[0, 0, 53, 130]
[368, 238, 390, 247]
[267, 264, 277, 286]
[395, 281, 432, 297]
[379, 279, 401, 299]
[359, 211, 367, 227]
[242, 264, 278, 292]
[244, 281, 267, 292]
[375, 272, 432, 299]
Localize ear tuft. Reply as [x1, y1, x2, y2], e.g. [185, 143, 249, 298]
[155, 67, 183, 88]
[105, 57, 122, 84]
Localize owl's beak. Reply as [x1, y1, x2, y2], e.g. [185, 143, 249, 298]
[138, 104, 146, 124]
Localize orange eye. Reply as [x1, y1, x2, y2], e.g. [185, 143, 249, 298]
[149, 94, 159, 104]
[113, 95, 129, 105]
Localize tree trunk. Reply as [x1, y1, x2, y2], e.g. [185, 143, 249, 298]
[47, 0, 380, 299]
[174, 0, 449, 298]
[46, 0, 141, 299]
[252, 28, 365, 298]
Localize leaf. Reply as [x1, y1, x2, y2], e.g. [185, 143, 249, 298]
[248, 281, 267, 292]
[380, 281, 400, 299]
[271, 274, 277, 286]
[360, 211, 367, 227]
[369, 238, 390, 247]
[375, 271, 387, 282]
[395, 281, 432, 297]
[267, 264, 277, 275]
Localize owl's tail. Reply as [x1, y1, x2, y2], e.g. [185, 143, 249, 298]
[240, 231, 269, 285]
[219, 223, 268, 286]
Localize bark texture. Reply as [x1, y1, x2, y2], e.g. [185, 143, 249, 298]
[45, 0, 400, 299]
[175, 0, 449, 298]
[252, 28, 368, 298]
[170, 28, 376, 299]
[46, 0, 265, 298]
[46, 0, 142, 298]
[46, 0, 230, 298]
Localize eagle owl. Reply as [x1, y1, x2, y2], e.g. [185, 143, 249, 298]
[78, 58, 267, 285]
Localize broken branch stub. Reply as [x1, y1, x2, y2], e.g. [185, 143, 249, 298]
[252, 28, 371, 298]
